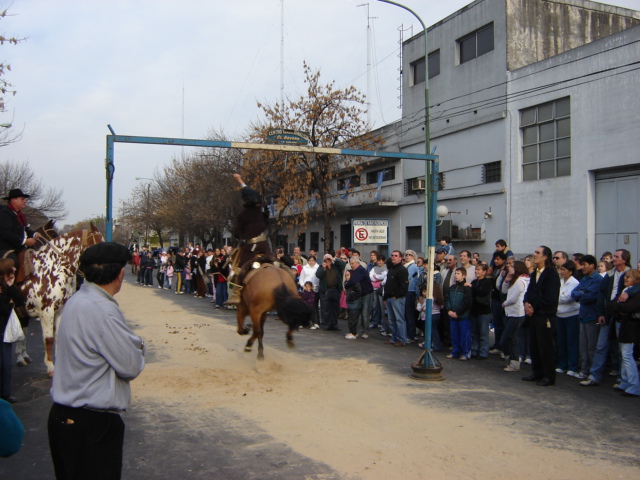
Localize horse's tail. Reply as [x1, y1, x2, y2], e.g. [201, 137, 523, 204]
[274, 284, 312, 330]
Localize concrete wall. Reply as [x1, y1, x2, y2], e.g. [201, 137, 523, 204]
[506, 0, 640, 70]
[507, 24, 640, 255]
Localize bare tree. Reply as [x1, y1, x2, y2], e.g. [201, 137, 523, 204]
[243, 63, 382, 251]
[0, 160, 68, 221]
[0, 7, 26, 147]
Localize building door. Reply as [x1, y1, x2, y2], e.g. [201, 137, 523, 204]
[595, 169, 640, 263]
[340, 224, 351, 249]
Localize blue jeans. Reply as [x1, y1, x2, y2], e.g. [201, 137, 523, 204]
[371, 291, 383, 328]
[556, 315, 579, 371]
[501, 316, 525, 361]
[164, 275, 171, 289]
[579, 320, 599, 375]
[491, 299, 505, 350]
[450, 317, 471, 358]
[618, 341, 640, 395]
[430, 313, 442, 351]
[517, 322, 531, 360]
[470, 313, 491, 358]
[360, 292, 373, 335]
[215, 282, 228, 306]
[387, 297, 407, 344]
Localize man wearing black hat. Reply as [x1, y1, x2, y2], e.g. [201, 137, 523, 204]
[0, 189, 41, 283]
[226, 173, 271, 305]
[48, 242, 145, 479]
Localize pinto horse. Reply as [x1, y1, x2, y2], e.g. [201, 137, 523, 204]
[236, 261, 312, 360]
[19, 223, 103, 375]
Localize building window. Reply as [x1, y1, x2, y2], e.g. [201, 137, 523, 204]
[483, 161, 501, 183]
[521, 97, 571, 181]
[412, 57, 425, 85]
[406, 226, 422, 253]
[297, 233, 305, 251]
[366, 167, 395, 184]
[459, 23, 494, 64]
[310, 232, 319, 252]
[428, 50, 440, 79]
[337, 174, 361, 191]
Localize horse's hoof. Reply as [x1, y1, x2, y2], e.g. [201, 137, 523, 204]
[238, 328, 250, 336]
[287, 340, 295, 350]
[244, 347, 252, 352]
[257, 353, 265, 360]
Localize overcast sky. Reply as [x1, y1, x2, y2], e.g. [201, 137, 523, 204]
[1, 0, 638, 225]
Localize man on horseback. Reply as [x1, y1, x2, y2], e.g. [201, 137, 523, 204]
[226, 173, 271, 306]
[0, 189, 42, 284]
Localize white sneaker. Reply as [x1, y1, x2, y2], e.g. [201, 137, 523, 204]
[344, 333, 357, 340]
[566, 370, 578, 377]
[361, 333, 369, 339]
[609, 370, 619, 377]
[574, 372, 588, 380]
[525, 357, 532, 364]
[555, 368, 566, 374]
[310, 325, 318, 330]
[489, 348, 501, 355]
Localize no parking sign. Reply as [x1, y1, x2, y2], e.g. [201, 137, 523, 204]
[352, 219, 389, 245]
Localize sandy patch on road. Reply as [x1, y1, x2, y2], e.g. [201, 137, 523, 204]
[120, 282, 637, 480]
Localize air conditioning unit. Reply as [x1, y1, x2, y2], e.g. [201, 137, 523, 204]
[411, 178, 426, 191]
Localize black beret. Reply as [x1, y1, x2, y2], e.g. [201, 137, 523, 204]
[80, 242, 132, 264]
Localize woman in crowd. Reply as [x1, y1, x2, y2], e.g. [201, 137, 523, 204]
[0, 259, 26, 404]
[556, 260, 580, 377]
[211, 248, 229, 308]
[501, 261, 530, 371]
[609, 269, 640, 397]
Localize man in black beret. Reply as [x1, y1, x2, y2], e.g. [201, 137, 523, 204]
[48, 241, 145, 479]
[226, 173, 271, 305]
[0, 189, 42, 283]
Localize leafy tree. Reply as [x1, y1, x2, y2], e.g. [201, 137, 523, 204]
[243, 63, 382, 251]
[0, 160, 67, 221]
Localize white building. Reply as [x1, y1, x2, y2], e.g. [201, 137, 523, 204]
[285, 0, 640, 261]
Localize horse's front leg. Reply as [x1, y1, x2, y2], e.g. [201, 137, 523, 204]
[286, 329, 295, 350]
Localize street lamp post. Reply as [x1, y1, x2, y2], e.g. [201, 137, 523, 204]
[135, 177, 153, 248]
[374, 0, 442, 379]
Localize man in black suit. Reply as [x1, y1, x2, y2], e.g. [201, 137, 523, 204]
[523, 245, 561, 386]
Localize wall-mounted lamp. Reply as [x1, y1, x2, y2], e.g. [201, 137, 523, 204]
[484, 207, 492, 219]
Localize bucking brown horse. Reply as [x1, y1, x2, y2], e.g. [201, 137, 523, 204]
[236, 261, 312, 360]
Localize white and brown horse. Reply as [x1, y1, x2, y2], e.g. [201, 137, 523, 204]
[19, 223, 103, 375]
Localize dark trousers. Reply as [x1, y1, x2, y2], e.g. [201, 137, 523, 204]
[48, 403, 125, 480]
[320, 288, 340, 329]
[491, 299, 505, 349]
[1, 341, 13, 398]
[405, 291, 417, 341]
[529, 314, 557, 381]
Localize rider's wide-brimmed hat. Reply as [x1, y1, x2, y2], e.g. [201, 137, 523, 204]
[3, 188, 31, 200]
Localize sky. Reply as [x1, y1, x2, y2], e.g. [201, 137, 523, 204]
[1, 0, 639, 226]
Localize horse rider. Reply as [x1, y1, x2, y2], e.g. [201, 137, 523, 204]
[0, 189, 42, 284]
[226, 173, 271, 305]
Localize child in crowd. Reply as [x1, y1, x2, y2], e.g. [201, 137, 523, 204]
[164, 260, 174, 289]
[597, 260, 611, 276]
[446, 267, 472, 360]
[301, 281, 319, 329]
[344, 270, 362, 340]
[183, 265, 192, 294]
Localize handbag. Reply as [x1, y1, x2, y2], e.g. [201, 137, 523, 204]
[3, 309, 25, 343]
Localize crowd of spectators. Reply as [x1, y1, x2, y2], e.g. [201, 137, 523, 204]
[130, 243, 234, 309]
[130, 238, 640, 397]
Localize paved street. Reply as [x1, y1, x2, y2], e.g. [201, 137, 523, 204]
[2, 276, 640, 479]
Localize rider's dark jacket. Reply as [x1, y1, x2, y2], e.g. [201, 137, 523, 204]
[0, 204, 35, 255]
